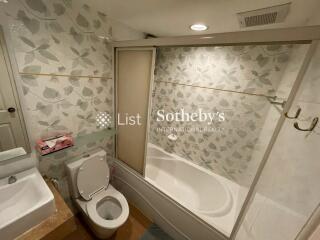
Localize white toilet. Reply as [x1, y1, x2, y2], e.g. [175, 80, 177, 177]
[65, 149, 129, 239]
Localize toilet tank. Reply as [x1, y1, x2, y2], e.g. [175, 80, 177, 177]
[65, 148, 107, 199]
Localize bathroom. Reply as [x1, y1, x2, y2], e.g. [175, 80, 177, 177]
[0, 0, 320, 239]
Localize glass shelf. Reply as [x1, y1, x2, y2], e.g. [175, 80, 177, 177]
[75, 128, 116, 147]
[37, 128, 116, 160]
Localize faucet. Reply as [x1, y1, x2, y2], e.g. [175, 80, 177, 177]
[8, 175, 17, 184]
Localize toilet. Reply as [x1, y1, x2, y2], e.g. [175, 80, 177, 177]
[65, 149, 129, 239]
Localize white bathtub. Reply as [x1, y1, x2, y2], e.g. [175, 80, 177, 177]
[145, 143, 246, 236]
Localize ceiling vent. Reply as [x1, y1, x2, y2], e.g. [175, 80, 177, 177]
[237, 3, 291, 28]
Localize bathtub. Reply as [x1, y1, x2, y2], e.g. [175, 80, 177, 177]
[144, 143, 246, 236]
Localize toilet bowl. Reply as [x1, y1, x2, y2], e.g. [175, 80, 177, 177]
[76, 185, 129, 238]
[65, 149, 129, 239]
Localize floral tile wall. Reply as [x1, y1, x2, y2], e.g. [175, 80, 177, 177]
[0, 0, 143, 202]
[149, 45, 307, 186]
[155, 45, 299, 98]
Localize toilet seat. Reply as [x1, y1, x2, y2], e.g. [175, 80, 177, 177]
[86, 186, 129, 229]
[77, 155, 110, 201]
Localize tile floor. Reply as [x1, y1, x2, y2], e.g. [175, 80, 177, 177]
[64, 204, 152, 240]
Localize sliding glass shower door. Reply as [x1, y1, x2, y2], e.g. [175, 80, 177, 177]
[144, 43, 311, 237]
[235, 42, 320, 240]
[116, 48, 155, 174]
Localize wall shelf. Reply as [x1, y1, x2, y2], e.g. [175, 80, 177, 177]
[37, 128, 116, 160]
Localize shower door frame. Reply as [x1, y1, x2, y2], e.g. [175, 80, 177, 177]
[113, 25, 320, 240]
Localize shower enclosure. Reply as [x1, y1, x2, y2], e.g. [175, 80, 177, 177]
[113, 27, 320, 240]
[145, 43, 309, 236]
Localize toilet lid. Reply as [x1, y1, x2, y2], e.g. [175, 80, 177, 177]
[77, 155, 110, 201]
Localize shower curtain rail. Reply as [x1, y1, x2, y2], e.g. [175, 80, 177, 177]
[155, 80, 286, 101]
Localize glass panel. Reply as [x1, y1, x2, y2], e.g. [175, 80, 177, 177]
[145, 43, 310, 236]
[236, 44, 320, 240]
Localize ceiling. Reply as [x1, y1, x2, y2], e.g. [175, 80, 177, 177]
[93, 0, 320, 37]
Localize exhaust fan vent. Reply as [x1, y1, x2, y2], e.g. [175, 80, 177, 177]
[237, 3, 291, 28]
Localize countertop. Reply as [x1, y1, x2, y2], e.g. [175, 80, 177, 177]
[16, 180, 76, 240]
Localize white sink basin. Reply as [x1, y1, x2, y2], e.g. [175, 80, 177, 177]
[0, 168, 55, 239]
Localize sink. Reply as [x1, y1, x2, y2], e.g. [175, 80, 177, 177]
[0, 168, 55, 239]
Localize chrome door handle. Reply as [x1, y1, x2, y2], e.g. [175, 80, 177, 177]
[294, 117, 319, 132]
[285, 107, 301, 119]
